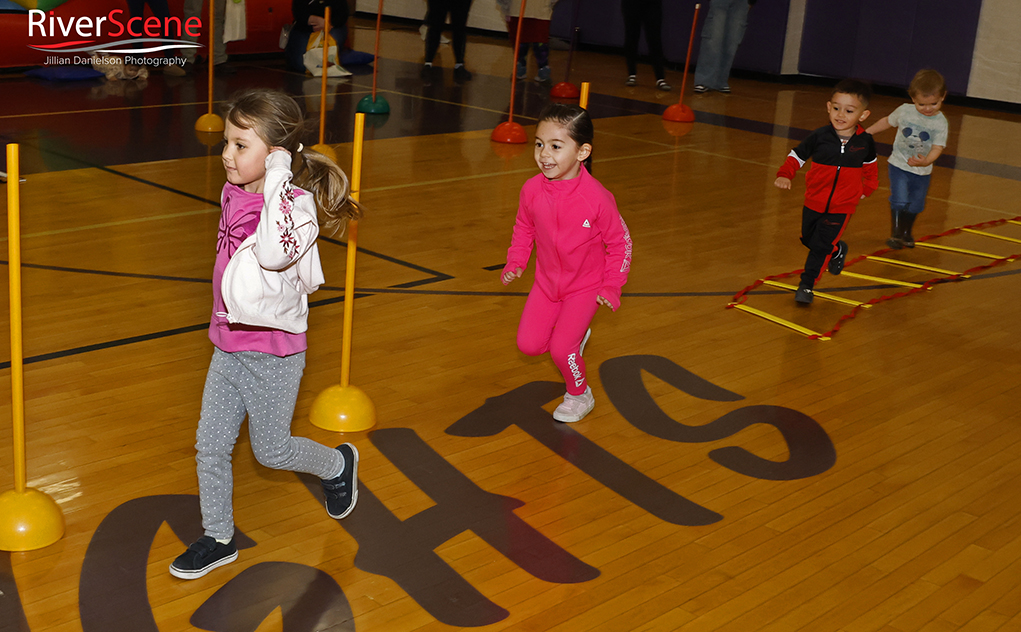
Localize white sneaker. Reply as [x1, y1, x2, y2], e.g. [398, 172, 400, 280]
[553, 386, 594, 423]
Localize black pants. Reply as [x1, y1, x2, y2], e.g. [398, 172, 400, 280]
[800, 207, 850, 287]
[425, 0, 472, 65]
[622, 0, 665, 80]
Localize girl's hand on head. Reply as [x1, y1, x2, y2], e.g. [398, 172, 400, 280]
[502, 267, 522, 285]
[596, 295, 612, 308]
[774, 177, 792, 190]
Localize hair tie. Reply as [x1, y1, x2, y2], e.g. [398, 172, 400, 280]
[297, 143, 304, 153]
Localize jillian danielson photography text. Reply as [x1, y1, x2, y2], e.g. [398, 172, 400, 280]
[46, 54, 187, 67]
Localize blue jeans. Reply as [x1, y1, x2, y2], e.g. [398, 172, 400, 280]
[285, 26, 348, 73]
[693, 0, 750, 90]
[888, 164, 931, 215]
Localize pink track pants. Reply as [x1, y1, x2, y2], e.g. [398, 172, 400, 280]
[516, 286, 600, 395]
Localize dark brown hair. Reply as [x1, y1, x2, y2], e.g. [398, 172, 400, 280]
[537, 102, 595, 173]
[832, 78, 873, 109]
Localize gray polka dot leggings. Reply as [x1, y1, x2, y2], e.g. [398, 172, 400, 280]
[196, 348, 343, 540]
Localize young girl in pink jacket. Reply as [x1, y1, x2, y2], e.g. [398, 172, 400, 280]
[502, 103, 633, 423]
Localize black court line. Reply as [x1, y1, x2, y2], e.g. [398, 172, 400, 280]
[2, 265, 1018, 369]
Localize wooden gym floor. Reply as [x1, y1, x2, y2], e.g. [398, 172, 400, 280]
[1, 17, 1020, 632]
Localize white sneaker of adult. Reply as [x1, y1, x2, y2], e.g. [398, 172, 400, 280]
[553, 386, 595, 423]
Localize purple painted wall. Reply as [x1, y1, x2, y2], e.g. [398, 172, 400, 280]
[550, 0, 790, 75]
[798, 0, 982, 95]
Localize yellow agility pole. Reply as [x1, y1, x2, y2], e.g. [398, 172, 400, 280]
[195, 0, 224, 133]
[761, 280, 871, 309]
[311, 7, 338, 162]
[0, 144, 64, 551]
[729, 303, 830, 341]
[960, 228, 1021, 246]
[841, 270, 926, 289]
[579, 81, 590, 110]
[866, 255, 967, 278]
[914, 241, 1008, 261]
[310, 113, 376, 432]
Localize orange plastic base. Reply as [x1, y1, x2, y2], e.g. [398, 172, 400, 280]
[309, 384, 376, 432]
[491, 121, 528, 144]
[662, 121, 695, 138]
[195, 113, 225, 133]
[549, 81, 580, 99]
[0, 488, 64, 551]
[663, 103, 695, 123]
[310, 143, 338, 163]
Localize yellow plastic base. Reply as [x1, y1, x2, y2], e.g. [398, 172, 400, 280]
[309, 384, 376, 432]
[0, 488, 64, 551]
[195, 113, 225, 133]
[310, 143, 338, 163]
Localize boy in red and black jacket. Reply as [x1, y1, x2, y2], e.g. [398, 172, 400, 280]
[775, 79, 878, 304]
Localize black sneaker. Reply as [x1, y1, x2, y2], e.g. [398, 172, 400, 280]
[169, 536, 238, 579]
[656, 79, 672, 91]
[693, 84, 708, 93]
[795, 285, 814, 304]
[719, 85, 731, 94]
[453, 65, 472, 83]
[625, 75, 637, 87]
[828, 240, 848, 275]
[322, 443, 359, 519]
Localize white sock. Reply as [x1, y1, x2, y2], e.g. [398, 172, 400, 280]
[215, 537, 231, 545]
[328, 455, 345, 480]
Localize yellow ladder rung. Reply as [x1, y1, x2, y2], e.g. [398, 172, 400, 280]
[841, 270, 926, 289]
[914, 241, 1008, 260]
[961, 228, 1021, 245]
[762, 280, 871, 308]
[729, 303, 830, 340]
[1009, 220, 1021, 226]
[866, 255, 968, 278]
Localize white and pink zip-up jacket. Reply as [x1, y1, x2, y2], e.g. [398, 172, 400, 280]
[209, 151, 325, 357]
[504, 166, 632, 310]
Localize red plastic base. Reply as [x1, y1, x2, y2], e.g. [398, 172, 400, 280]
[491, 121, 528, 144]
[662, 121, 695, 138]
[549, 82, 581, 99]
[663, 103, 696, 123]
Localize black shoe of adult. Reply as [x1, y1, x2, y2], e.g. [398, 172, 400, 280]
[828, 240, 848, 275]
[322, 443, 359, 519]
[169, 536, 238, 579]
[214, 62, 236, 75]
[795, 284, 814, 304]
[453, 65, 472, 83]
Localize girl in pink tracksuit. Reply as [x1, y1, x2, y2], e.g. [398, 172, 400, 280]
[502, 103, 632, 423]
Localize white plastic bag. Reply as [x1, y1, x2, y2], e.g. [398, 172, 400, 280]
[223, 0, 246, 44]
[303, 31, 352, 77]
[279, 22, 293, 49]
